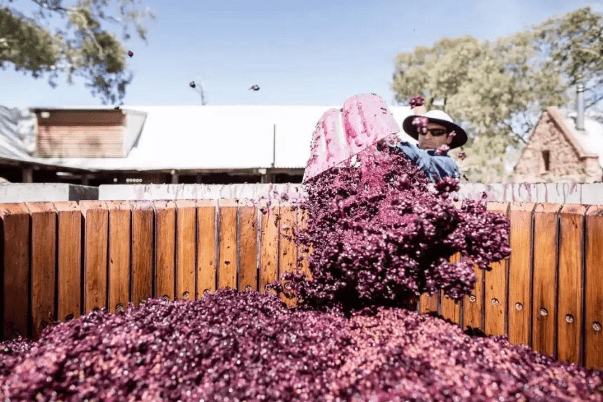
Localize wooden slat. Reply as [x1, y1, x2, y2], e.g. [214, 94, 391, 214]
[463, 262, 484, 331]
[279, 203, 298, 306]
[557, 204, 587, 365]
[80, 201, 108, 313]
[197, 200, 217, 297]
[279, 204, 297, 277]
[238, 200, 258, 292]
[459, 191, 483, 330]
[218, 199, 238, 290]
[295, 208, 312, 279]
[25, 202, 56, 338]
[259, 200, 279, 293]
[440, 253, 461, 324]
[484, 202, 509, 336]
[584, 205, 603, 369]
[154, 201, 176, 301]
[131, 201, 154, 306]
[0, 203, 30, 340]
[507, 202, 536, 346]
[532, 203, 561, 358]
[54, 202, 81, 322]
[175, 200, 197, 301]
[107, 201, 131, 313]
[419, 292, 439, 314]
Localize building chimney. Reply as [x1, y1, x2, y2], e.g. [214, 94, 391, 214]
[577, 83, 585, 131]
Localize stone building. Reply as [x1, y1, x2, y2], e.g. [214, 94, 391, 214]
[513, 106, 603, 183]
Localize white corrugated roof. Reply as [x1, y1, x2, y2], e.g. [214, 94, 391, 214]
[35, 105, 415, 171]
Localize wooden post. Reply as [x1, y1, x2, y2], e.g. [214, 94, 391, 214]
[484, 202, 510, 336]
[25, 202, 56, 338]
[154, 201, 176, 301]
[557, 204, 587, 365]
[197, 200, 217, 298]
[0, 203, 30, 340]
[130, 201, 154, 306]
[175, 200, 197, 301]
[259, 200, 279, 293]
[584, 205, 603, 369]
[238, 200, 258, 292]
[532, 203, 561, 359]
[80, 201, 109, 314]
[54, 202, 82, 323]
[507, 202, 536, 346]
[218, 199, 238, 290]
[107, 201, 131, 313]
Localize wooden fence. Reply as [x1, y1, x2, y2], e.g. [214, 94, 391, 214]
[0, 200, 602, 370]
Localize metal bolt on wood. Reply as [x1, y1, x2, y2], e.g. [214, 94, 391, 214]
[469, 295, 476, 303]
[515, 302, 523, 311]
[491, 298, 499, 306]
[593, 322, 602, 332]
[539, 308, 548, 316]
[565, 314, 574, 324]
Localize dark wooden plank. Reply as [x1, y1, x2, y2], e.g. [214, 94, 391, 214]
[197, 200, 217, 298]
[175, 200, 196, 301]
[584, 205, 603, 369]
[238, 200, 258, 292]
[25, 202, 57, 338]
[154, 201, 176, 301]
[484, 202, 509, 337]
[54, 202, 81, 322]
[557, 204, 587, 365]
[0, 203, 30, 340]
[131, 201, 154, 306]
[80, 201, 108, 313]
[532, 203, 561, 359]
[279, 203, 297, 277]
[508, 202, 536, 346]
[259, 200, 279, 293]
[218, 199, 238, 290]
[107, 201, 131, 313]
[295, 208, 312, 280]
[279, 203, 298, 306]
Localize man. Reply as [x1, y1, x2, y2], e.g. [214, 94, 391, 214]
[394, 109, 468, 181]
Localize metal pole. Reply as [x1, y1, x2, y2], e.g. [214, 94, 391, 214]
[577, 84, 585, 131]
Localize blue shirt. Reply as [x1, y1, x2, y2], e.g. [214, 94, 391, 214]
[393, 141, 460, 182]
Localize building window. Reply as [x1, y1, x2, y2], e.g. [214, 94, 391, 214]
[542, 150, 550, 172]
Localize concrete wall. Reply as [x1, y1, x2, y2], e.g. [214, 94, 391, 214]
[0, 183, 99, 203]
[1, 182, 602, 204]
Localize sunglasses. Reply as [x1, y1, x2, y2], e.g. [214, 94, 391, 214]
[419, 128, 449, 137]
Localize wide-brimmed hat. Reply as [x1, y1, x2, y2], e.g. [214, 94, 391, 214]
[402, 110, 467, 149]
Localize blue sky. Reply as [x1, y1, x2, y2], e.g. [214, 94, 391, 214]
[2, 0, 602, 108]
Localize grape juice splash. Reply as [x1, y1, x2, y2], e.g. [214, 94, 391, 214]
[283, 143, 511, 310]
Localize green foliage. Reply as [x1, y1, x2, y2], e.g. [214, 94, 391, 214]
[536, 7, 603, 108]
[0, 0, 156, 105]
[392, 7, 603, 183]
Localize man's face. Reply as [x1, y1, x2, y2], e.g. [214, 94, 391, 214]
[417, 121, 453, 150]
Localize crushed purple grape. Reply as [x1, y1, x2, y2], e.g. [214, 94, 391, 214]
[1, 293, 601, 401]
[409, 96, 425, 109]
[284, 144, 510, 311]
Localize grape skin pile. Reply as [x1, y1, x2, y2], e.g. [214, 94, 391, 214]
[1, 145, 602, 401]
[1, 292, 601, 401]
[285, 144, 511, 310]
